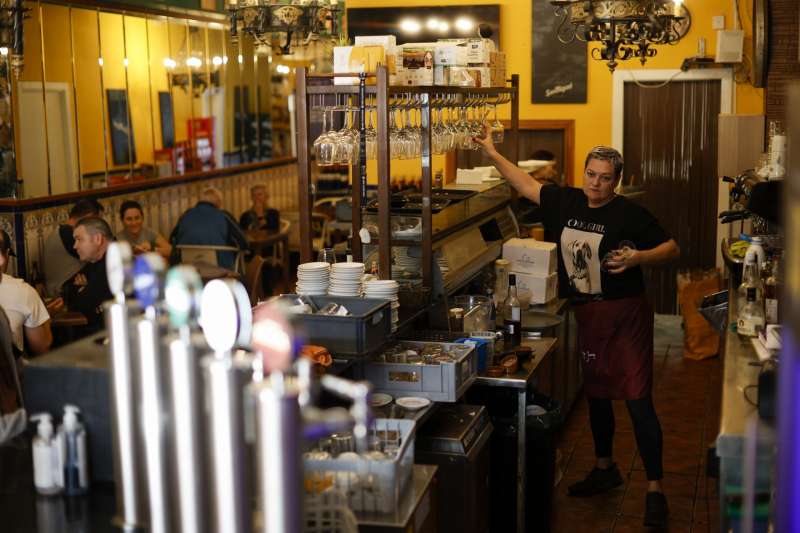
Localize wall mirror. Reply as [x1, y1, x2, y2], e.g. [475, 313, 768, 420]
[6, 1, 297, 201]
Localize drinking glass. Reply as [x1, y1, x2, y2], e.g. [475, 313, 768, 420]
[490, 105, 505, 144]
[313, 108, 337, 166]
[318, 248, 337, 265]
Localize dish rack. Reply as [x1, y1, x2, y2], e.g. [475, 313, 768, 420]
[304, 419, 416, 514]
[304, 490, 359, 533]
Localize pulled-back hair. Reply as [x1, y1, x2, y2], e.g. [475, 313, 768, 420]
[584, 146, 623, 179]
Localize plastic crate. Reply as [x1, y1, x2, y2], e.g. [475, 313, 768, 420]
[304, 419, 416, 514]
[278, 295, 391, 356]
[364, 340, 477, 402]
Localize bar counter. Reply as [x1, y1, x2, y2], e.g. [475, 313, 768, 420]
[716, 285, 776, 530]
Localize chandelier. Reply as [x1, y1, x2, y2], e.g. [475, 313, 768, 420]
[228, 0, 341, 56]
[549, 1, 691, 72]
[0, 0, 27, 78]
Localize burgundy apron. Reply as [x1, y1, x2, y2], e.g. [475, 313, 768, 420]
[573, 294, 654, 400]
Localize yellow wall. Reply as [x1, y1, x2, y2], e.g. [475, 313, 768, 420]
[346, 0, 766, 185]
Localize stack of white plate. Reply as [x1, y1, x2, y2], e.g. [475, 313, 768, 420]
[328, 262, 365, 297]
[296, 262, 330, 296]
[363, 279, 400, 332]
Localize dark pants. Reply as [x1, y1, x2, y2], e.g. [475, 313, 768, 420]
[588, 395, 664, 481]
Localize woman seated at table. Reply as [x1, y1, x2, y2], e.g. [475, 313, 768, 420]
[116, 200, 171, 260]
[239, 184, 280, 231]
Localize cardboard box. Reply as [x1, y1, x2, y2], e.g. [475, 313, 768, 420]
[490, 51, 506, 69]
[400, 47, 434, 85]
[435, 44, 469, 66]
[354, 35, 397, 51]
[491, 67, 507, 87]
[438, 38, 495, 65]
[502, 238, 557, 275]
[333, 45, 390, 85]
[514, 271, 558, 305]
[445, 66, 491, 87]
[401, 67, 434, 86]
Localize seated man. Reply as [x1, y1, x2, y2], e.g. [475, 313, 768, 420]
[62, 217, 113, 334]
[170, 187, 249, 270]
[43, 198, 103, 297]
[0, 230, 52, 355]
[239, 184, 280, 231]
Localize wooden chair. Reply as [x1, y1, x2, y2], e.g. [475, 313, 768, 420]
[174, 244, 246, 277]
[243, 254, 267, 305]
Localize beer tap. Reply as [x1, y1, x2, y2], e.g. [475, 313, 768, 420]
[104, 242, 147, 532]
[133, 253, 172, 533]
[164, 266, 208, 533]
[199, 279, 254, 533]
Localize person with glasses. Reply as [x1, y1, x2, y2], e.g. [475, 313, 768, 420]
[473, 129, 679, 528]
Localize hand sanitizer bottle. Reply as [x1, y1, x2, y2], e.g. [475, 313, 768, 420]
[31, 413, 63, 495]
[58, 405, 89, 496]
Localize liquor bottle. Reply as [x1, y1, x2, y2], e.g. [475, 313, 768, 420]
[493, 259, 510, 328]
[370, 261, 379, 276]
[503, 274, 522, 347]
[737, 255, 763, 311]
[765, 253, 781, 325]
[737, 287, 765, 337]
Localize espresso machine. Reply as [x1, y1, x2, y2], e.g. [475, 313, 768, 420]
[104, 243, 373, 533]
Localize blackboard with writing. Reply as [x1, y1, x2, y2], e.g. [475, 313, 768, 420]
[532, 0, 587, 104]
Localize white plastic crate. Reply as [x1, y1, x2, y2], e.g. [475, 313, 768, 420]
[304, 419, 416, 514]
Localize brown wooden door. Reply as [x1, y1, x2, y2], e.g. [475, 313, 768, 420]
[623, 80, 721, 314]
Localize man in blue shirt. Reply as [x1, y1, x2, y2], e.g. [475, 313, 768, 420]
[170, 187, 249, 270]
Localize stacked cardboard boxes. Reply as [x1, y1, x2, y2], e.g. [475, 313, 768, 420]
[501, 238, 558, 305]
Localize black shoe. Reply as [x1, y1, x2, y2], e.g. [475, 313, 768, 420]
[567, 464, 624, 497]
[644, 491, 669, 528]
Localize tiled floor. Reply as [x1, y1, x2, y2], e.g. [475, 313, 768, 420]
[550, 315, 722, 532]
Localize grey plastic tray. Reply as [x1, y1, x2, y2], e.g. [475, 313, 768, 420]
[364, 340, 477, 402]
[278, 295, 391, 356]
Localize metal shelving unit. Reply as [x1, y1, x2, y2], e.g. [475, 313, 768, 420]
[295, 64, 519, 294]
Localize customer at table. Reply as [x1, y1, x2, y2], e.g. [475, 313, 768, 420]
[473, 130, 679, 528]
[116, 200, 171, 260]
[239, 184, 280, 231]
[0, 230, 53, 355]
[42, 198, 103, 297]
[62, 217, 113, 333]
[170, 186, 249, 270]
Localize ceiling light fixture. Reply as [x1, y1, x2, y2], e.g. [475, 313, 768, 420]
[426, 18, 440, 30]
[400, 18, 422, 34]
[228, 0, 340, 56]
[549, 0, 691, 72]
[455, 17, 474, 32]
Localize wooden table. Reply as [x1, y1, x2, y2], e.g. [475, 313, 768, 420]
[247, 227, 290, 292]
[192, 261, 240, 282]
[50, 310, 89, 328]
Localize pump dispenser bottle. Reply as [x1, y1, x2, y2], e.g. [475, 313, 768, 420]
[58, 405, 89, 496]
[31, 413, 63, 495]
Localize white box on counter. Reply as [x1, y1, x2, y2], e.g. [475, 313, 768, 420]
[514, 271, 558, 305]
[354, 35, 397, 51]
[434, 44, 469, 66]
[438, 38, 495, 65]
[502, 238, 557, 275]
[333, 45, 392, 85]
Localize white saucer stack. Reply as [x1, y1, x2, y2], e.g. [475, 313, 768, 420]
[392, 247, 422, 279]
[296, 262, 330, 296]
[328, 262, 365, 297]
[363, 279, 400, 332]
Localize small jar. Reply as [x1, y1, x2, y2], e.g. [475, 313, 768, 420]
[449, 307, 464, 332]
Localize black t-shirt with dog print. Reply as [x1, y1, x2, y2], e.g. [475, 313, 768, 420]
[539, 184, 670, 300]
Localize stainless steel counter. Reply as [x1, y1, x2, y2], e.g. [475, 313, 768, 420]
[355, 464, 437, 529]
[472, 336, 558, 533]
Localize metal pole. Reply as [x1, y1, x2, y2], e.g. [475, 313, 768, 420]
[253, 373, 303, 533]
[106, 298, 147, 531]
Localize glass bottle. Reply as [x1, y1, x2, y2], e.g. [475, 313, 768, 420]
[765, 253, 781, 325]
[370, 261, 379, 276]
[503, 274, 522, 347]
[493, 259, 510, 327]
[737, 255, 763, 311]
[737, 287, 765, 338]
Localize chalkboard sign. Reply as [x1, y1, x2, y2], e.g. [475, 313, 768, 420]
[532, 0, 587, 104]
[107, 89, 136, 166]
[159, 92, 175, 149]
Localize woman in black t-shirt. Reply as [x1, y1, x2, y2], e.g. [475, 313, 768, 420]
[474, 131, 679, 528]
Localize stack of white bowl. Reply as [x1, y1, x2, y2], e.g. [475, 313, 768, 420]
[296, 262, 330, 296]
[363, 279, 400, 332]
[328, 262, 365, 297]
